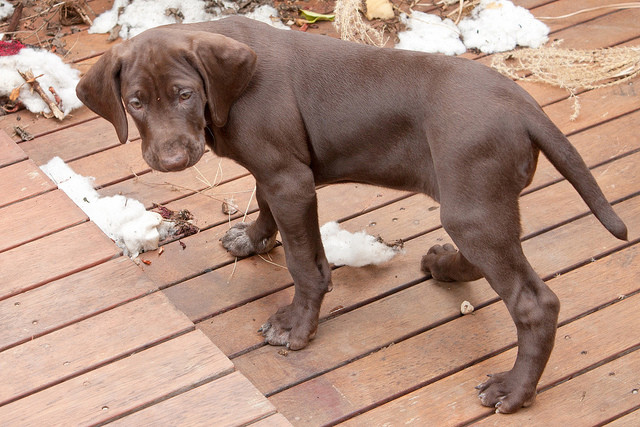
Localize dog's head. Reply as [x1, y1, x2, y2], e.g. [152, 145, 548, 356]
[76, 27, 257, 172]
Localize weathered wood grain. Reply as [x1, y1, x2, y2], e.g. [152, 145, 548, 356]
[0, 160, 55, 208]
[0, 330, 234, 425]
[0, 190, 87, 253]
[111, 371, 277, 426]
[0, 291, 193, 406]
[0, 256, 157, 351]
[0, 131, 27, 167]
[0, 221, 120, 298]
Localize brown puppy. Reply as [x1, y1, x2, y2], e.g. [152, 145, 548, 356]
[76, 16, 627, 413]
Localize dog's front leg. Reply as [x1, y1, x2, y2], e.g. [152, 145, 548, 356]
[257, 168, 332, 350]
[221, 184, 278, 257]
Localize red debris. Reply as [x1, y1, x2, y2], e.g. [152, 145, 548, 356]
[0, 40, 25, 56]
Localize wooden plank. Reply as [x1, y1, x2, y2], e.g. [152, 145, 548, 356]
[0, 160, 55, 208]
[544, 76, 640, 137]
[69, 139, 151, 188]
[530, 0, 637, 33]
[0, 190, 87, 253]
[0, 330, 234, 425]
[0, 291, 193, 406]
[111, 371, 276, 426]
[250, 413, 294, 426]
[232, 195, 639, 397]
[0, 108, 95, 143]
[19, 116, 140, 165]
[0, 131, 27, 168]
[273, 245, 640, 425]
[143, 182, 407, 287]
[0, 257, 157, 351]
[63, 32, 118, 64]
[607, 409, 640, 426]
[0, 221, 120, 298]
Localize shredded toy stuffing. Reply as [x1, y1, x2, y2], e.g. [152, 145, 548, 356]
[395, 0, 548, 55]
[90, 0, 288, 39]
[0, 0, 13, 22]
[458, 0, 549, 53]
[320, 221, 403, 267]
[396, 11, 466, 56]
[0, 47, 83, 117]
[41, 157, 175, 258]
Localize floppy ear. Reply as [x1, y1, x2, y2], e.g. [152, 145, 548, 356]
[189, 33, 257, 128]
[76, 45, 128, 144]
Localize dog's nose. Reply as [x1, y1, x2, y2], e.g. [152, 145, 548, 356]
[159, 151, 190, 171]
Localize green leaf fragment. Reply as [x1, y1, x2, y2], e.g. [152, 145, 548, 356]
[299, 10, 335, 23]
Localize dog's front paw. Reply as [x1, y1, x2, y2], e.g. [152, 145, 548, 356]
[220, 222, 277, 257]
[476, 371, 536, 414]
[259, 304, 318, 350]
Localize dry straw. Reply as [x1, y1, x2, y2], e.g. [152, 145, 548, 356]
[333, 0, 387, 47]
[492, 46, 640, 120]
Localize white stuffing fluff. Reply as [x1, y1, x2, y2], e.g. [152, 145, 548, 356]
[40, 157, 174, 258]
[0, 1, 14, 21]
[90, 0, 288, 39]
[320, 221, 402, 267]
[0, 48, 83, 117]
[396, 11, 466, 56]
[458, 0, 549, 53]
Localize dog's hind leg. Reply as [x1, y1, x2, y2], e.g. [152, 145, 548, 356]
[221, 184, 279, 257]
[435, 189, 559, 413]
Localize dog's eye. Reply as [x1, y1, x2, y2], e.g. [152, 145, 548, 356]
[179, 91, 192, 101]
[129, 99, 142, 110]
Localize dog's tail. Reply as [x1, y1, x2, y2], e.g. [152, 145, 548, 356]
[528, 112, 628, 241]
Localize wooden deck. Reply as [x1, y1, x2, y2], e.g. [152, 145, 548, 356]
[1, 0, 639, 425]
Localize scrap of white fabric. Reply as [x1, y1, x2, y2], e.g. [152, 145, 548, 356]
[458, 0, 549, 53]
[40, 157, 175, 258]
[90, 0, 288, 39]
[0, 48, 83, 117]
[320, 221, 403, 267]
[396, 11, 466, 56]
[0, 0, 14, 21]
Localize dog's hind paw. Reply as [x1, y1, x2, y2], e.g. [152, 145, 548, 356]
[476, 371, 536, 414]
[221, 221, 277, 257]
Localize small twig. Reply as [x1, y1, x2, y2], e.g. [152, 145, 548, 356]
[4, 1, 24, 40]
[243, 185, 256, 222]
[193, 164, 212, 188]
[227, 256, 239, 284]
[537, 3, 640, 20]
[49, 86, 63, 109]
[17, 69, 65, 120]
[258, 254, 288, 270]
